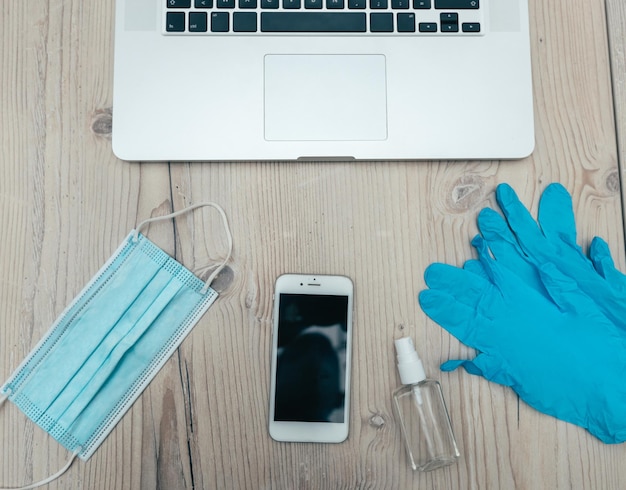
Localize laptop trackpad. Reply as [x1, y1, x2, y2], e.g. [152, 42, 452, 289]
[264, 54, 388, 141]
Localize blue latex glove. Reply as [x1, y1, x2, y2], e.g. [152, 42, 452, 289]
[478, 183, 626, 325]
[588, 236, 626, 295]
[419, 229, 626, 444]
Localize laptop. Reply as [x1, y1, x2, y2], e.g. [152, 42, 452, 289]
[112, 0, 534, 161]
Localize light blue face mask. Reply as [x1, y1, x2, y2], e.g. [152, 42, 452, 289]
[0, 203, 232, 489]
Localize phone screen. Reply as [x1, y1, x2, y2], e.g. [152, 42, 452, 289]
[274, 293, 349, 423]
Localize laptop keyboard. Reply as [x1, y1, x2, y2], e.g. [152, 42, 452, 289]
[164, 0, 483, 34]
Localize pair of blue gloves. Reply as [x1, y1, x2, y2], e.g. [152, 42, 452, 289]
[419, 183, 626, 443]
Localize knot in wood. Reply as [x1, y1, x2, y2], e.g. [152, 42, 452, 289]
[447, 175, 485, 212]
[209, 265, 234, 293]
[369, 414, 386, 429]
[91, 109, 113, 137]
[606, 171, 620, 194]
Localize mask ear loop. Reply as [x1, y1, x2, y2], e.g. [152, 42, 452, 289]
[0, 449, 80, 490]
[1, 392, 81, 490]
[132, 202, 233, 294]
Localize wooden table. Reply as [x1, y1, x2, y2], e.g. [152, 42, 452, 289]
[2, 0, 626, 488]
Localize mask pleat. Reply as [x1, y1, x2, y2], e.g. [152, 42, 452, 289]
[4, 238, 137, 394]
[45, 273, 185, 428]
[68, 285, 208, 449]
[14, 247, 167, 429]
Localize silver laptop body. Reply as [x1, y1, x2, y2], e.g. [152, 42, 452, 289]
[112, 0, 534, 161]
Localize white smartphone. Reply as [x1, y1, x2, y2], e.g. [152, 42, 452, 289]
[268, 274, 354, 443]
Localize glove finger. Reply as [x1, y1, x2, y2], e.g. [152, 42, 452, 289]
[419, 289, 487, 349]
[471, 234, 509, 287]
[537, 183, 578, 247]
[441, 353, 514, 387]
[463, 259, 489, 280]
[537, 262, 600, 315]
[440, 359, 466, 372]
[477, 208, 545, 293]
[538, 258, 626, 325]
[589, 237, 626, 292]
[496, 183, 549, 258]
[477, 208, 526, 261]
[471, 235, 558, 312]
[499, 184, 598, 293]
[424, 262, 490, 302]
[441, 358, 485, 375]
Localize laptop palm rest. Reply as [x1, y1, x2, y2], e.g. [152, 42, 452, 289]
[264, 54, 388, 142]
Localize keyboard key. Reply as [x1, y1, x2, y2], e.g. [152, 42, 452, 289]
[217, 0, 235, 7]
[441, 22, 458, 32]
[189, 12, 208, 31]
[239, 0, 257, 8]
[166, 12, 186, 31]
[435, 0, 478, 8]
[167, 0, 191, 7]
[392, 0, 409, 8]
[233, 12, 258, 31]
[418, 22, 437, 32]
[462, 22, 480, 32]
[195, 0, 213, 7]
[370, 13, 393, 32]
[413, 0, 430, 8]
[260, 12, 366, 32]
[440, 12, 458, 22]
[261, 0, 279, 7]
[397, 13, 415, 32]
[348, 0, 366, 8]
[306, 0, 323, 7]
[327, 0, 345, 9]
[370, 0, 388, 8]
[211, 12, 229, 31]
[284, 0, 301, 7]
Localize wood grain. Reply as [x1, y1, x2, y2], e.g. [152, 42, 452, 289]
[606, 0, 626, 233]
[1, 0, 626, 488]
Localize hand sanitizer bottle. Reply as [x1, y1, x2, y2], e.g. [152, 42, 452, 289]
[392, 337, 460, 471]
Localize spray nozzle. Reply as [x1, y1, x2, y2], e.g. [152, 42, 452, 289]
[394, 337, 427, 385]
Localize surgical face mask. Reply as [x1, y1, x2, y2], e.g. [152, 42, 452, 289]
[0, 202, 232, 489]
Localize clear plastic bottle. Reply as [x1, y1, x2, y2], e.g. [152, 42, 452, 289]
[392, 337, 460, 472]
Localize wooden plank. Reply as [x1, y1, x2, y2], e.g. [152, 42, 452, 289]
[606, 0, 626, 233]
[0, 1, 172, 488]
